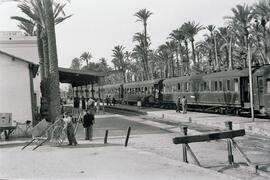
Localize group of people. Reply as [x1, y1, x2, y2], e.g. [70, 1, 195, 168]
[62, 105, 96, 146]
[106, 96, 116, 106]
[176, 96, 188, 114]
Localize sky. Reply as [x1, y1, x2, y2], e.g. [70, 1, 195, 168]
[0, 0, 258, 68]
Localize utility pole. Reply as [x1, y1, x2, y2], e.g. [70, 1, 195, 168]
[248, 45, 254, 121]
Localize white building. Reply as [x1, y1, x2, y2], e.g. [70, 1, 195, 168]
[0, 31, 40, 125]
[0, 50, 38, 124]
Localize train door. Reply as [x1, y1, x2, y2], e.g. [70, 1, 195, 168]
[257, 76, 265, 107]
[240, 77, 250, 106]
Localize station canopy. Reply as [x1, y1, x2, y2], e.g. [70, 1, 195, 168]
[58, 67, 105, 87]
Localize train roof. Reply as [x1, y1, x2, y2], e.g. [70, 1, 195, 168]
[100, 83, 122, 89]
[163, 68, 250, 83]
[124, 79, 163, 88]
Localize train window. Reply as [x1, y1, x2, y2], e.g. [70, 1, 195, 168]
[234, 79, 239, 92]
[267, 79, 270, 93]
[227, 80, 231, 91]
[214, 81, 218, 91]
[219, 81, 222, 91]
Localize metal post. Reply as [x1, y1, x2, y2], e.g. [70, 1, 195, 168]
[225, 121, 234, 165]
[124, 126, 131, 147]
[182, 126, 188, 163]
[104, 129, 109, 144]
[248, 45, 254, 121]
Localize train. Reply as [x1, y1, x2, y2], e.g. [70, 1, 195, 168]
[94, 65, 270, 117]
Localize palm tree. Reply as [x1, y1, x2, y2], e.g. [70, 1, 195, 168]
[225, 4, 254, 68]
[206, 25, 220, 71]
[169, 29, 186, 76]
[218, 26, 234, 70]
[179, 25, 191, 74]
[157, 44, 170, 78]
[70, 58, 81, 70]
[43, 0, 62, 122]
[112, 45, 128, 83]
[11, 0, 71, 79]
[181, 21, 204, 69]
[132, 44, 147, 80]
[80, 51, 92, 67]
[132, 32, 151, 79]
[254, 0, 270, 64]
[134, 9, 153, 80]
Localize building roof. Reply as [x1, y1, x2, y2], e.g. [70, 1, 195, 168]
[0, 50, 39, 77]
[58, 67, 105, 86]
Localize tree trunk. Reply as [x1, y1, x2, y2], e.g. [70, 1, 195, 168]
[228, 36, 233, 70]
[42, 34, 50, 78]
[184, 40, 189, 74]
[37, 26, 45, 81]
[176, 42, 180, 76]
[43, 0, 61, 123]
[263, 29, 269, 64]
[171, 54, 175, 77]
[213, 35, 220, 71]
[144, 23, 149, 80]
[191, 40, 196, 66]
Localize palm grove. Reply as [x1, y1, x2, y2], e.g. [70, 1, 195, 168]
[107, 1, 270, 83]
[12, 0, 270, 122]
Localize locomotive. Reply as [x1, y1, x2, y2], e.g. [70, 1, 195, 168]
[94, 65, 270, 116]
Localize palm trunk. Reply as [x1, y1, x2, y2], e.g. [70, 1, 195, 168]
[213, 35, 220, 71]
[171, 54, 175, 77]
[263, 29, 269, 64]
[184, 40, 189, 73]
[191, 40, 196, 66]
[228, 36, 233, 70]
[42, 34, 50, 78]
[37, 26, 45, 81]
[176, 42, 180, 76]
[144, 23, 149, 80]
[43, 0, 61, 123]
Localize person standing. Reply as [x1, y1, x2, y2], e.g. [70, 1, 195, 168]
[112, 97, 116, 106]
[106, 96, 109, 106]
[83, 109, 95, 141]
[181, 96, 188, 114]
[63, 113, 77, 146]
[176, 96, 181, 113]
[96, 98, 100, 114]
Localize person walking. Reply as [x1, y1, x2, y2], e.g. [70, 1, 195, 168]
[63, 113, 77, 146]
[181, 96, 188, 114]
[176, 96, 181, 113]
[83, 109, 95, 141]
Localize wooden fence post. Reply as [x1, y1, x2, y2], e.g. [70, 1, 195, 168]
[225, 121, 234, 165]
[182, 126, 188, 163]
[104, 129, 109, 144]
[125, 126, 131, 147]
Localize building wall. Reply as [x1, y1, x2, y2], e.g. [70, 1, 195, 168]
[0, 53, 32, 124]
[0, 31, 41, 109]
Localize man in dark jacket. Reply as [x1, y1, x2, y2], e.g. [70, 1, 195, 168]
[83, 109, 95, 140]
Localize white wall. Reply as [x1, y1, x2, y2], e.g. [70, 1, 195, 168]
[0, 53, 32, 124]
[0, 31, 41, 108]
